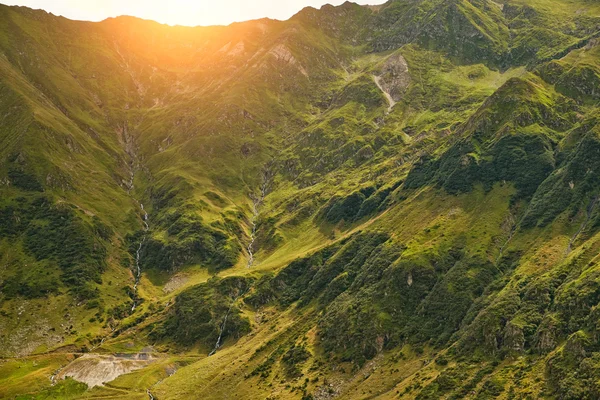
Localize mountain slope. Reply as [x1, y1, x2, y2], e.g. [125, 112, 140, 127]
[1, 1, 600, 399]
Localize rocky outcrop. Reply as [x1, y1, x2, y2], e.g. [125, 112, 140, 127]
[58, 353, 155, 387]
[373, 53, 410, 112]
[267, 44, 308, 77]
[376, 53, 410, 103]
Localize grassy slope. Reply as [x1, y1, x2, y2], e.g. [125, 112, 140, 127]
[1, 0, 600, 399]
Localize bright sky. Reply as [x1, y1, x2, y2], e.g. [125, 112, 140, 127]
[3, 0, 386, 26]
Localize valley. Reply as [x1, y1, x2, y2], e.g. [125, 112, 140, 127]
[1, 0, 600, 399]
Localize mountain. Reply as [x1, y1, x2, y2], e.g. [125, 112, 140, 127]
[1, 0, 600, 399]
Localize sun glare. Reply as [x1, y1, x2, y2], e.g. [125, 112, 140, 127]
[5, 0, 384, 26]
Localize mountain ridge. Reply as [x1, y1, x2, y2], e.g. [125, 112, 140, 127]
[1, 1, 600, 399]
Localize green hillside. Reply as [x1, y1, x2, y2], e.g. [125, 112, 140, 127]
[1, 0, 600, 399]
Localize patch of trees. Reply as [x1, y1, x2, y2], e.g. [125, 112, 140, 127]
[0, 195, 108, 300]
[131, 210, 241, 272]
[318, 182, 400, 224]
[151, 277, 251, 348]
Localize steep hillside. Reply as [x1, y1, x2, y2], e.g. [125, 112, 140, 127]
[1, 1, 600, 399]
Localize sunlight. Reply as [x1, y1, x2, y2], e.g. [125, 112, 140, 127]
[5, 0, 385, 26]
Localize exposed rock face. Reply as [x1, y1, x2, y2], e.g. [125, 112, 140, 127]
[375, 53, 410, 103]
[535, 317, 558, 354]
[267, 44, 308, 76]
[219, 41, 246, 57]
[269, 44, 296, 63]
[502, 321, 525, 353]
[58, 353, 155, 387]
[563, 331, 589, 360]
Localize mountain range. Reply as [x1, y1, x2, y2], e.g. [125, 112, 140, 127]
[1, 0, 600, 399]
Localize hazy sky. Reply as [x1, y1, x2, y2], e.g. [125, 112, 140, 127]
[4, 0, 386, 26]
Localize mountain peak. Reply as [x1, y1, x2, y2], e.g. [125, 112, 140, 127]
[2, 1, 600, 399]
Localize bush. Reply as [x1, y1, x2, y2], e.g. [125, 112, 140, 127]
[8, 168, 43, 192]
[282, 345, 311, 377]
[319, 186, 390, 224]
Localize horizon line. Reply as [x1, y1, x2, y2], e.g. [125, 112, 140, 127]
[0, 1, 387, 29]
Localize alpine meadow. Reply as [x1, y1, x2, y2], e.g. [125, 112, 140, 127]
[1, 0, 600, 399]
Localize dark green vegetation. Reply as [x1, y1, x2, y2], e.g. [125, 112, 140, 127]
[135, 208, 242, 272]
[1, 0, 600, 399]
[0, 194, 108, 300]
[151, 276, 251, 348]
